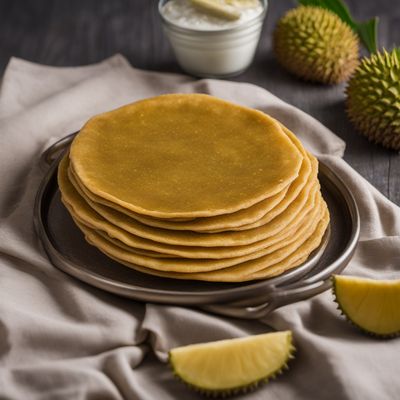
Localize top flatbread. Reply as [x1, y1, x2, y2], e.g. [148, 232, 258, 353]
[69, 94, 303, 218]
[67, 121, 311, 233]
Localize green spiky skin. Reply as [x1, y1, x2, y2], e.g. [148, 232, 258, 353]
[331, 275, 400, 339]
[346, 49, 400, 150]
[169, 342, 296, 398]
[273, 6, 359, 84]
[171, 360, 293, 398]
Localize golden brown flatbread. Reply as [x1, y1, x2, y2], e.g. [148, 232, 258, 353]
[67, 123, 311, 232]
[58, 94, 330, 282]
[82, 205, 329, 282]
[69, 94, 303, 218]
[59, 154, 319, 248]
[68, 162, 289, 232]
[72, 191, 323, 271]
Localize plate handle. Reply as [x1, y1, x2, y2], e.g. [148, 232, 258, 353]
[40, 132, 77, 169]
[200, 277, 333, 319]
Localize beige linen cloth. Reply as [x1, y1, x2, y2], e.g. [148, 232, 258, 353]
[0, 55, 399, 400]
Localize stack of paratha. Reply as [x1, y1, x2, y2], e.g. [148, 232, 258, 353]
[58, 94, 329, 282]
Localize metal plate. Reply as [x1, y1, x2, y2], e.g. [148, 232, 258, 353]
[34, 150, 360, 311]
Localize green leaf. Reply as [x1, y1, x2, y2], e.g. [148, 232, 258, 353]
[297, 0, 378, 53]
[298, 0, 355, 28]
[356, 18, 378, 54]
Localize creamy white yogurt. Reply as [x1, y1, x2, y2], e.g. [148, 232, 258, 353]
[159, 0, 267, 77]
[162, 0, 264, 31]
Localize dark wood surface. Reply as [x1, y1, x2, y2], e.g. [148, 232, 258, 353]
[0, 0, 399, 204]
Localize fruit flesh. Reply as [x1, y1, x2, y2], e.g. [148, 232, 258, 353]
[169, 331, 293, 391]
[333, 275, 400, 336]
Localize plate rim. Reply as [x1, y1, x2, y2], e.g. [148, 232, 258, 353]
[34, 154, 360, 305]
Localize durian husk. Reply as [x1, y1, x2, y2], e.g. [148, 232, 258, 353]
[273, 6, 360, 84]
[346, 48, 400, 150]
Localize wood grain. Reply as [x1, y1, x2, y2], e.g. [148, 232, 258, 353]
[0, 0, 398, 205]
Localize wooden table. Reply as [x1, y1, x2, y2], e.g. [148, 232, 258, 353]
[0, 0, 398, 204]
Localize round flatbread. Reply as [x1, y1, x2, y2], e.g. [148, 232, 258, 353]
[69, 163, 290, 232]
[68, 123, 312, 233]
[69, 94, 303, 218]
[72, 192, 322, 271]
[59, 154, 319, 248]
[59, 154, 321, 260]
[83, 204, 329, 281]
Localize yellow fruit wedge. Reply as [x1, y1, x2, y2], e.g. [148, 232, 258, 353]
[169, 331, 294, 396]
[332, 275, 400, 337]
[190, 0, 241, 21]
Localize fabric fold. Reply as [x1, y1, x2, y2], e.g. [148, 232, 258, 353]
[0, 56, 399, 400]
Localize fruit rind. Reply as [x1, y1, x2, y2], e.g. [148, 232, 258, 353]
[169, 331, 295, 397]
[332, 275, 400, 338]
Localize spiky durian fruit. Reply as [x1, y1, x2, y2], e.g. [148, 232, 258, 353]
[273, 6, 360, 84]
[346, 48, 400, 150]
[332, 275, 400, 338]
[169, 331, 295, 397]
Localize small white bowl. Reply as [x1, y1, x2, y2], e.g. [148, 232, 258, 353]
[158, 0, 268, 78]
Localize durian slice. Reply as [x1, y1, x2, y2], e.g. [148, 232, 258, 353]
[169, 331, 294, 396]
[190, 0, 241, 21]
[333, 275, 400, 337]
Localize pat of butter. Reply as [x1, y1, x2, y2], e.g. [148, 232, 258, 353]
[227, 0, 260, 7]
[189, 0, 241, 21]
